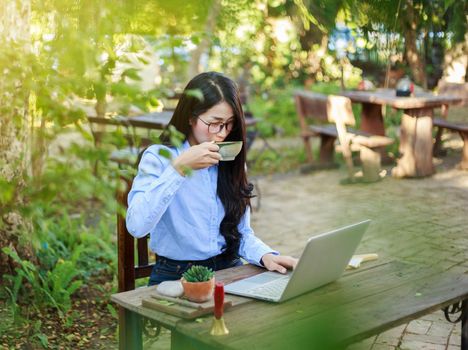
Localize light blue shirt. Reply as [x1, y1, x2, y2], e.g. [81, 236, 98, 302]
[126, 140, 276, 265]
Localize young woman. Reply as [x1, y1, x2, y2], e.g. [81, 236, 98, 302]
[126, 72, 297, 285]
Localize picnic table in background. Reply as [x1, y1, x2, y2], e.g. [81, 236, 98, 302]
[341, 89, 462, 178]
[87, 111, 172, 166]
[87, 111, 262, 166]
[87, 110, 172, 132]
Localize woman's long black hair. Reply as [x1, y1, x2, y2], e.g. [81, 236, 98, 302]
[161, 72, 252, 260]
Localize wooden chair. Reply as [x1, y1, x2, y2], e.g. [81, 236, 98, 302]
[294, 90, 393, 182]
[117, 173, 155, 292]
[116, 172, 158, 349]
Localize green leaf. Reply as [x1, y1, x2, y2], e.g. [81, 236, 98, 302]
[0, 178, 16, 205]
[158, 148, 172, 160]
[444, 0, 456, 10]
[121, 68, 142, 81]
[66, 280, 83, 295]
[137, 56, 150, 65]
[35, 333, 49, 348]
[107, 304, 118, 319]
[93, 81, 107, 101]
[184, 89, 204, 102]
[167, 125, 184, 148]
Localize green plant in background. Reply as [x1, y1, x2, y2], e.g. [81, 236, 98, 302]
[2, 247, 82, 320]
[182, 265, 215, 282]
[248, 87, 300, 137]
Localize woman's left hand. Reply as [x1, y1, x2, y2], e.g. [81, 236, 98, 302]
[261, 254, 298, 274]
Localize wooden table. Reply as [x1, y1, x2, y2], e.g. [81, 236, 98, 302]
[87, 111, 173, 130]
[111, 260, 468, 350]
[88, 111, 259, 131]
[341, 89, 462, 178]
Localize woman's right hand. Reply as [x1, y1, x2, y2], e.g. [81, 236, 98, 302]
[172, 142, 221, 175]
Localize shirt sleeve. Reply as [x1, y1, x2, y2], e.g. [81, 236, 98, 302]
[126, 145, 186, 238]
[237, 208, 279, 266]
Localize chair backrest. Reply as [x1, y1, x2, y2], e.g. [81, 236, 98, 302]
[117, 174, 155, 292]
[294, 90, 355, 126]
[294, 90, 356, 177]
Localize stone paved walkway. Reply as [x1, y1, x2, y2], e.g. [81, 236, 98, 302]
[249, 158, 467, 350]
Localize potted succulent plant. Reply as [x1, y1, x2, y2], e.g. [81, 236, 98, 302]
[181, 265, 215, 303]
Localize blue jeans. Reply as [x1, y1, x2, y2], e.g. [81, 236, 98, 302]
[148, 255, 243, 286]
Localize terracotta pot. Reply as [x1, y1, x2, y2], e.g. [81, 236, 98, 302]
[181, 277, 215, 303]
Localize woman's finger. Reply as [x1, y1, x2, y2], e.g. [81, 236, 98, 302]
[267, 261, 287, 274]
[208, 152, 222, 160]
[206, 143, 220, 152]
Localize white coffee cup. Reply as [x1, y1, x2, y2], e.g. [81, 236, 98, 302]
[215, 141, 243, 161]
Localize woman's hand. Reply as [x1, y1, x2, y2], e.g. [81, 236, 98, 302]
[172, 142, 221, 175]
[261, 253, 298, 274]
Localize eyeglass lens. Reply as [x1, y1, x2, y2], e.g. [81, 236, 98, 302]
[208, 121, 234, 133]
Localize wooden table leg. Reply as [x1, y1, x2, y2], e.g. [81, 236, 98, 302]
[119, 307, 142, 350]
[462, 299, 467, 350]
[459, 131, 468, 170]
[433, 104, 449, 156]
[361, 103, 386, 136]
[318, 134, 336, 164]
[392, 108, 435, 178]
[360, 103, 393, 164]
[172, 329, 217, 350]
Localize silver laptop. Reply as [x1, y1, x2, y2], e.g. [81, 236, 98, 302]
[225, 220, 371, 302]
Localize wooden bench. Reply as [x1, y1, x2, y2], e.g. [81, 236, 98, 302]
[433, 117, 468, 169]
[433, 81, 468, 169]
[294, 90, 393, 182]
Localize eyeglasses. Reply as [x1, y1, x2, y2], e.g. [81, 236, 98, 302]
[197, 117, 236, 134]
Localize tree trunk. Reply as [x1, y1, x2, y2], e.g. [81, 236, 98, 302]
[402, 0, 427, 88]
[0, 0, 35, 279]
[188, 0, 221, 79]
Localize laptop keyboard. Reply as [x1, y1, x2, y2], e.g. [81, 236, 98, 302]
[247, 277, 289, 298]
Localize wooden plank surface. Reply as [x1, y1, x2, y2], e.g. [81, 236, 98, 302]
[342, 89, 462, 109]
[434, 117, 468, 132]
[111, 286, 182, 329]
[111, 264, 264, 329]
[228, 266, 468, 350]
[89, 111, 259, 131]
[141, 295, 234, 319]
[173, 261, 468, 350]
[126, 111, 172, 129]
